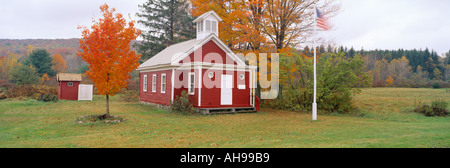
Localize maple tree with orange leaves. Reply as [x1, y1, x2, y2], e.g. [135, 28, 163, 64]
[52, 54, 67, 73]
[78, 3, 141, 118]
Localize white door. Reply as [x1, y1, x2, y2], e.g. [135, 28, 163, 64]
[78, 84, 93, 101]
[221, 75, 233, 105]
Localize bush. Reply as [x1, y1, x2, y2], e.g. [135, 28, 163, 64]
[431, 82, 441, 89]
[6, 85, 37, 98]
[414, 99, 448, 117]
[8, 64, 40, 85]
[275, 52, 372, 113]
[38, 93, 58, 102]
[5, 84, 57, 99]
[74, 114, 125, 124]
[170, 90, 197, 115]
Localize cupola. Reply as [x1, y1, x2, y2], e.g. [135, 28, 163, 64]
[193, 10, 222, 40]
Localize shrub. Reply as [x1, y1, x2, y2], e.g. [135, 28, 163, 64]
[414, 99, 448, 117]
[8, 64, 40, 85]
[6, 85, 37, 98]
[275, 52, 372, 113]
[38, 93, 59, 102]
[5, 84, 57, 99]
[170, 90, 196, 115]
[431, 82, 441, 89]
[74, 114, 125, 124]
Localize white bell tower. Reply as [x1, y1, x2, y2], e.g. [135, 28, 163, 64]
[193, 10, 222, 40]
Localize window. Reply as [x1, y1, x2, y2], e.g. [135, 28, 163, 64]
[198, 21, 203, 32]
[68, 82, 73, 87]
[206, 20, 211, 31]
[152, 74, 157, 92]
[188, 72, 195, 95]
[208, 72, 214, 78]
[212, 21, 217, 32]
[161, 74, 166, 93]
[143, 75, 147, 92]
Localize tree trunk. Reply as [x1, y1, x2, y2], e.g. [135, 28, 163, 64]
[105, 94, 110, 118]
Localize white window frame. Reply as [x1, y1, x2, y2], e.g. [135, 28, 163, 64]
[152, 74, 157, 92]
[188, 72, 195, 95]
[68, 82, 73, 87]
[161, 73, 166, 93]
[143, 75, 147, 92]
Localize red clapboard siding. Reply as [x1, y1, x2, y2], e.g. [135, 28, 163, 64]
[139, 70, 172, 106]
[57, 81, 80, 100]
[172, 69, 199, 107]
[200, 69, 250, 108]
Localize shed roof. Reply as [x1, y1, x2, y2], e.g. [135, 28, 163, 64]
[57, 73, 82, 81]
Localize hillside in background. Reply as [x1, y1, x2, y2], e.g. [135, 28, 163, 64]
[0, 39, 83, 73]
[0, 39, 140, 73]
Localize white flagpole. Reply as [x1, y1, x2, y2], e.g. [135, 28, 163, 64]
[312, 2, 318, 121]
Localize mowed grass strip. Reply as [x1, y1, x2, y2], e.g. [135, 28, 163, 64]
[0, 88, 449, 148]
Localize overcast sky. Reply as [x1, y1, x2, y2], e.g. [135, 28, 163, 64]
[1, 0, 449, 55]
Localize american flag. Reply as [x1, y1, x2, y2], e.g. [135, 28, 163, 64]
[316, 8, 330, 30]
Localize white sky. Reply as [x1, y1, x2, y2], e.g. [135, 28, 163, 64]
[1, 0, 449, 55]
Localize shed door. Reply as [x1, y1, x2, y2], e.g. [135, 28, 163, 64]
[78, 84, 93, 101]
[221, 75, 233, 105]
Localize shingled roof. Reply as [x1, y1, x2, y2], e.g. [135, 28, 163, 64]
[56, 73, 82, 82]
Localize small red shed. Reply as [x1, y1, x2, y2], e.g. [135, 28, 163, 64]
[56, 73, 82, 100]
[137, 11, 258, 114]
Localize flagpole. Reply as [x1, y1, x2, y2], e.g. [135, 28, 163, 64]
[312, 2, 318, 121]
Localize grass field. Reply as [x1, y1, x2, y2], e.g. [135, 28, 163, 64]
[0, 88, 449, 148]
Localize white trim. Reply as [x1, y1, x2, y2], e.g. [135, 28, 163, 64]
[161, 73, 166, 93]
[152, 74, 157, 92]
[143, 75, 147, 92]
[137, 64, 177, 71]
[249, 71, 253, 106]
[193, 10, 223, 23]
[188, 72, 195, 95]
[171, 69, 175, 102]
[198, 66, 202, 107]
[220, 74, 233, 105]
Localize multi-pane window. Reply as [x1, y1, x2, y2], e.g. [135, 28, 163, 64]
[161, 74, 166, 93]
[143, 75, 147, 92]
[152, 74, 157, 92]
[188, 72, 195, 95]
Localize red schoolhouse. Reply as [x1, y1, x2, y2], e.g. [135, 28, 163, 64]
[137, 11, 258, 114]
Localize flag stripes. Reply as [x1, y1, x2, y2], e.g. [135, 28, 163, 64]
[316, 8, 330, 30]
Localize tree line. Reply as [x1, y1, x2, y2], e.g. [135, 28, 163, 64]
[302, 46, 450, 87]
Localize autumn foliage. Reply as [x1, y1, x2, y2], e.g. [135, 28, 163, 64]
[52, 54, 67, 73]
[78, 3, 141, 117]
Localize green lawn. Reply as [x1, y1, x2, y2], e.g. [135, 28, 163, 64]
[0, 88, 449, 148]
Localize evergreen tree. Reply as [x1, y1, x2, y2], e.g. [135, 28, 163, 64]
[24, 49, 56, 77]
[136, 0, 195, 62]
[348, 46, 355, 58]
